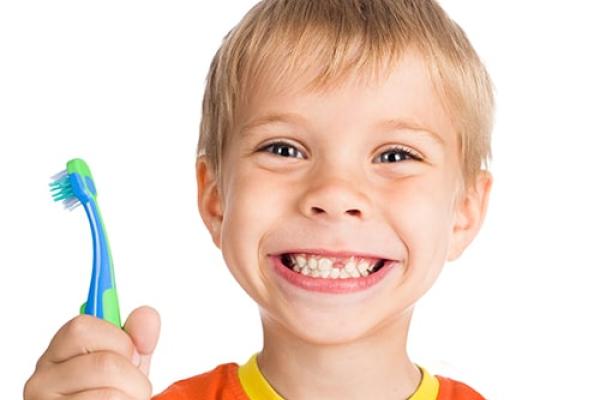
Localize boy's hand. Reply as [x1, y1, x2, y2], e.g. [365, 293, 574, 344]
[24, 306, 161, 400]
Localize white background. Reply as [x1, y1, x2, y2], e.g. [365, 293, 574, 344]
[1, 1, 599, 399]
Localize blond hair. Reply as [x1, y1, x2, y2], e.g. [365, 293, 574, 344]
[198, 0, 494, 188]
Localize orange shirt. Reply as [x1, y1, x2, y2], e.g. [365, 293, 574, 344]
[153, 354, 484, 400]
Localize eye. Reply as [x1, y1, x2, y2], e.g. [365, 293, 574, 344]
[258, 141, 306, 159]
[375, 146, 423, 163]
[257, 142, 422, 163]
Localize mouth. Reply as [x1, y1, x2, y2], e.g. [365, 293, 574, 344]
[276, 252, 389, 279]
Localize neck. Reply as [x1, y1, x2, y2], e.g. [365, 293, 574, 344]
[257, 309, 421, 400]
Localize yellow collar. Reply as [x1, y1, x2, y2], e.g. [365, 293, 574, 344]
[238, 353, 439, 399]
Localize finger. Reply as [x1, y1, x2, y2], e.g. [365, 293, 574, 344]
[23, 371, 44, 400]
[37, 351, 152, 399]
[123, 306, 161, 376]
[65, 388, 137, 400]
[38, 314, 136, 367]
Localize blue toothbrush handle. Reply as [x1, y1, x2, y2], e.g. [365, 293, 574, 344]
[79, 199, 122, 327]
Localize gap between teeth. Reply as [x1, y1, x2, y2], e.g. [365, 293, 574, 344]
[285, 254, 382, 279]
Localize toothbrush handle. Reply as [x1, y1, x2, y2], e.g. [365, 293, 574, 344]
[80, 199, 122, 328]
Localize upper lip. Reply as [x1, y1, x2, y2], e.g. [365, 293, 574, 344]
[271, 249, 394, 261]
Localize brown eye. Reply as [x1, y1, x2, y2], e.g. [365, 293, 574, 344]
[259, 141, 305, 159]
[376, 146, 422, 163]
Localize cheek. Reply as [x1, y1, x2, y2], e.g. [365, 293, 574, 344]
[224, 165, 291, 228]
[219, 164, 290, 293]
[381, 178, 455, 267]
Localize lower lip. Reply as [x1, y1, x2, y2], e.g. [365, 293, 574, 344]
[269, 255, 396, 294]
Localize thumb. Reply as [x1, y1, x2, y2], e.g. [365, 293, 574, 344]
[123, 305, 161, 376]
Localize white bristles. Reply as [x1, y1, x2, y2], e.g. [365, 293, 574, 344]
[50, 169, 68, 181]
[63, 197, 81, 211]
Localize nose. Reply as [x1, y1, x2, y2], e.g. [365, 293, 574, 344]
[298, 168, 371, 222]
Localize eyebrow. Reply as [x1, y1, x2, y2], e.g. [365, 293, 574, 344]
[239, 112, 445, 146]
[239, 112, 308, 135]
[375, 118, 446, 146]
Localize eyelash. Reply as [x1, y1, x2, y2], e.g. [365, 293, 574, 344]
[258, 141, 423, 163]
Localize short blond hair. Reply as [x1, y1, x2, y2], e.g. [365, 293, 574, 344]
[198, 0, 494, 188]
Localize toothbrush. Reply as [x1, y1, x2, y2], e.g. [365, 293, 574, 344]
[49, 158, 122, 328]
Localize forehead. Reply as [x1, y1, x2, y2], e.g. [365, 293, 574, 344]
[235, 50, 456, 148]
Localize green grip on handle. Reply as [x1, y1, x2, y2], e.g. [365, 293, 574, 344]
[79, 288, 122, 328]
[102, 288, 122, 328]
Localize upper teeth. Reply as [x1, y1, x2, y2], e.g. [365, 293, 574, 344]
[285, 253, 382, 278]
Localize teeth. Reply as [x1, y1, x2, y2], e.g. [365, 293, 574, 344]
[357, 260, 370, 274]
[319, 269, 331, 278]
[343, 259, 357, 274]
[318, 258, 332, 271]
[295, 255, 307, 267]
[330, 268, 340, 279]
[283, 253, 385, 279]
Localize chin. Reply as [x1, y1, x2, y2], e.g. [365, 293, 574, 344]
[279, 308, 384, 346]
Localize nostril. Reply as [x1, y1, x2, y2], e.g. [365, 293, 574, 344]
[309, 207, 361, 217]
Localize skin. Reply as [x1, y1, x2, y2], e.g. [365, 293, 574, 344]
[24, 306, 160, 400]
[197, 50, 492, 400]
[23, 50, 491, 400]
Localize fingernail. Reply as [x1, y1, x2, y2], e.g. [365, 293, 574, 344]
[131, 349, 141, 367]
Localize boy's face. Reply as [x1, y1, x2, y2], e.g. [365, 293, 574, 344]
[197, 50, 491, 344]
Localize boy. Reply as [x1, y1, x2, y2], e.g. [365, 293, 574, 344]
[24, 0, 494, 399]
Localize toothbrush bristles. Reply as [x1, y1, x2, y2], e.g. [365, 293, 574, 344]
[63, 197, 81, 210]
[50, 170, 79, 206]
[50, 169, 68, 181]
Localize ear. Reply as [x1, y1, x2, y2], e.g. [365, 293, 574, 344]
[447, 171, 493, 261]
[196, 156, 224, 248]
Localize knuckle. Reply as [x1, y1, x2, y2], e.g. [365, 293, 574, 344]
[34, 354, 48, 373]
[34, 356, 44, 372]
[23, 374, 37, 400]
[65, 314, 92, 338]
[23, 371, 47, 400]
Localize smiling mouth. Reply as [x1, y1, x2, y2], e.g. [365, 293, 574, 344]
[279, 253, 387, 279]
